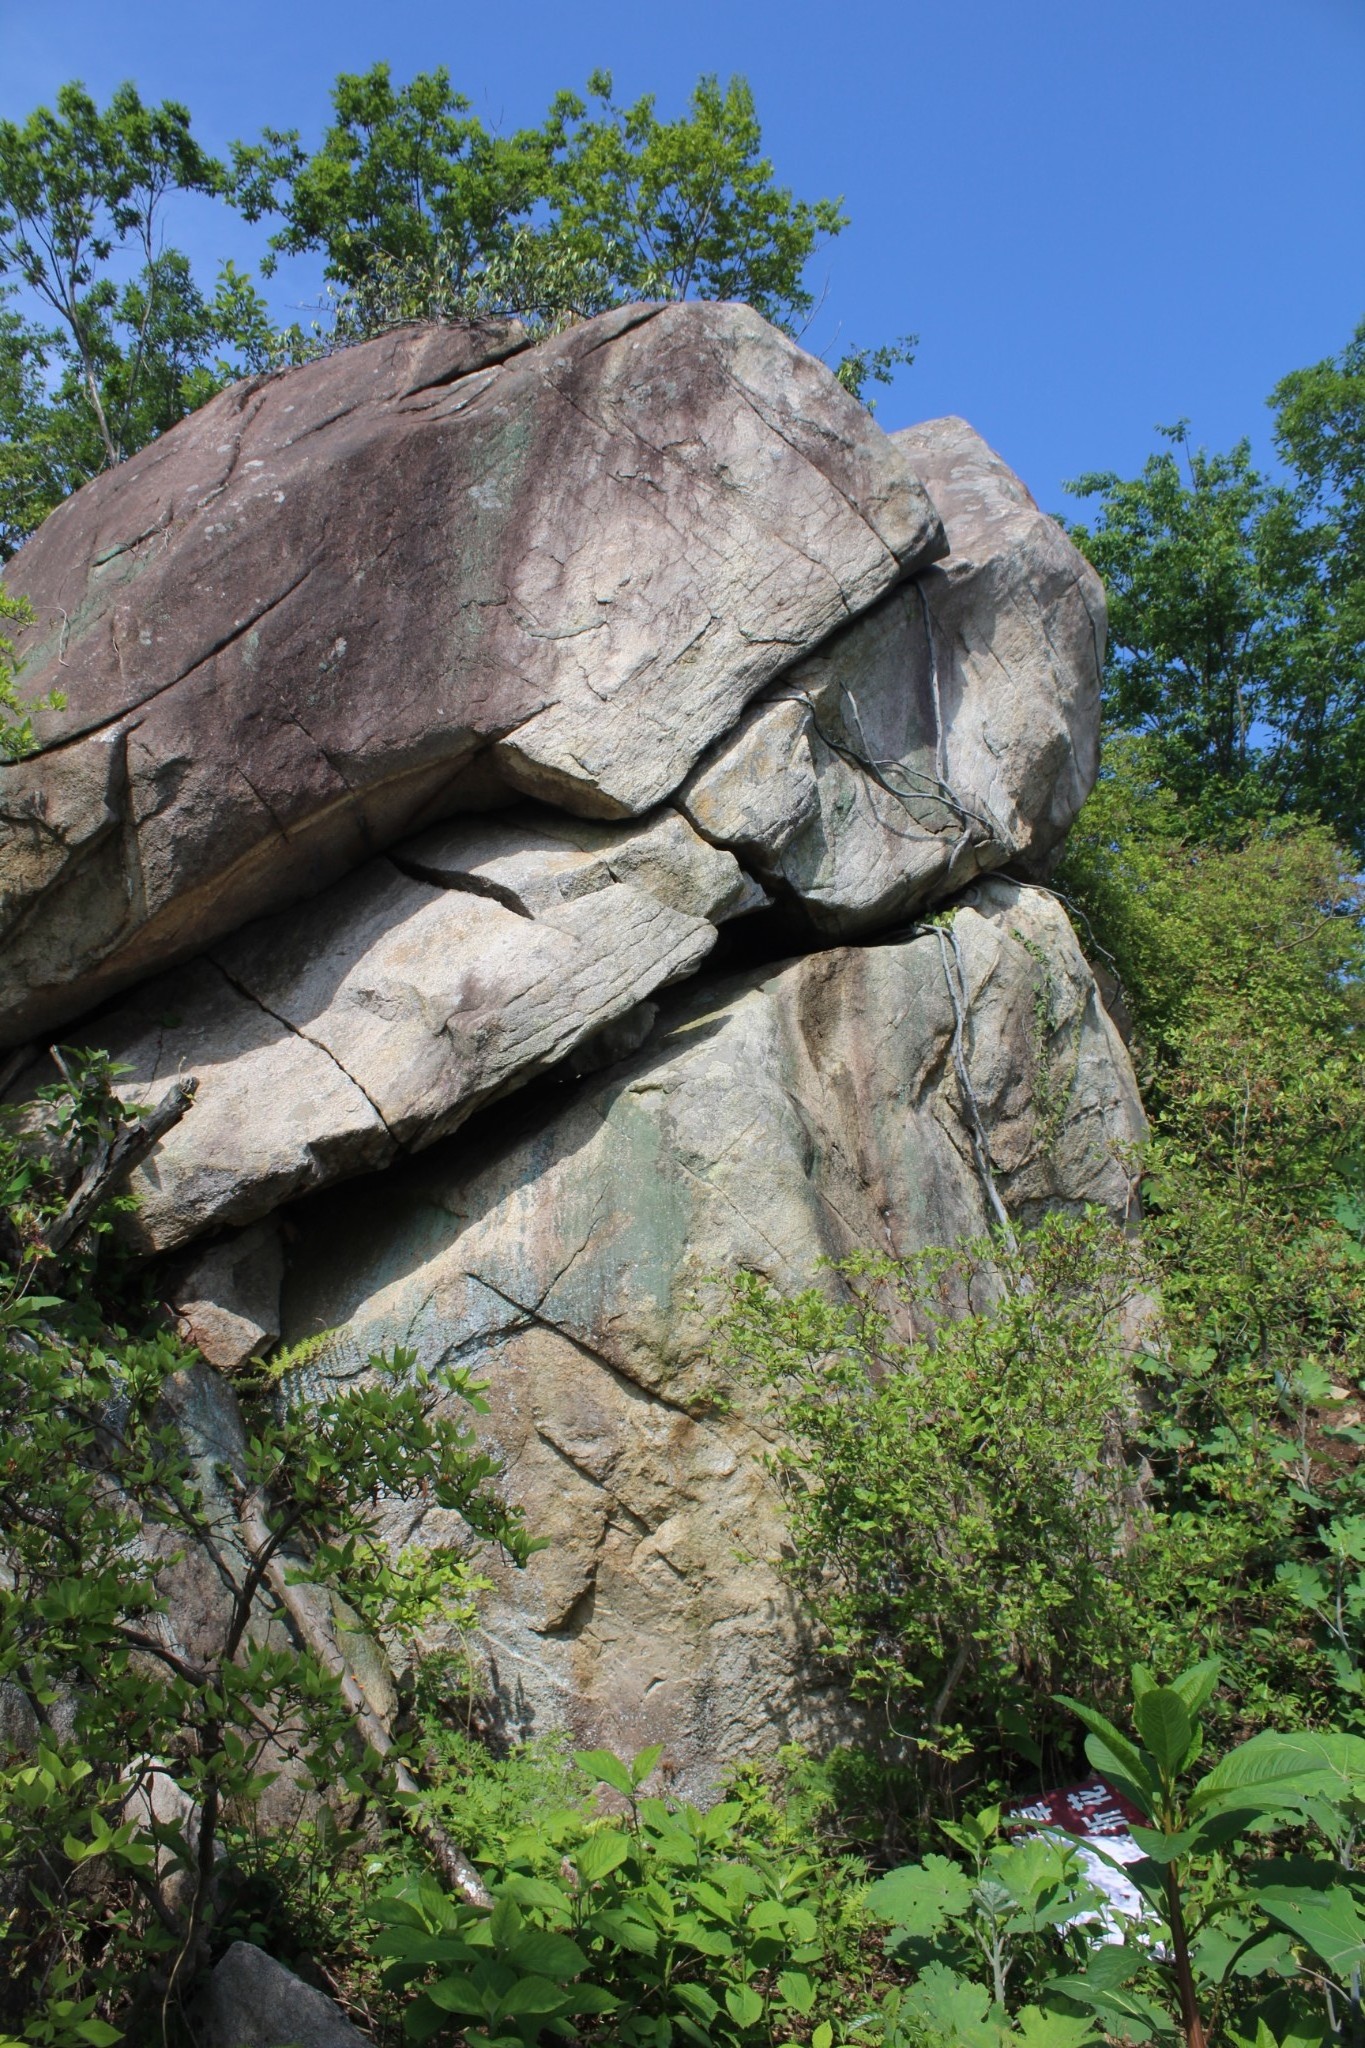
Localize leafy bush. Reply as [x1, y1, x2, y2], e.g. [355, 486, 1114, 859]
[0, 582, 62, 756]
[380, 1742, 870, 2048]
[1058, 757, 1365, 1740]
[715, 1212, 1152, 1813]
[0, 1053, 535, 2044]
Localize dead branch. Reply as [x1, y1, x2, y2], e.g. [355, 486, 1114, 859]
[43, 1078, 198, 1255]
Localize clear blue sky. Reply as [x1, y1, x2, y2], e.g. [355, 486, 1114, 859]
[2, 0, 1361, 515]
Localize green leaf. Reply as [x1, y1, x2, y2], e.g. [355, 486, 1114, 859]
[1170, 1656, 1222, 1716]
[813, 2027, 834, 2048]
[426, 1973, 486, 2015]
[631, 1742, 664, 1785]
[725, 1983, 765, 2028]
[674, 1983, 720, 2025]
[864, 1854, 973, 1933]
[575, 1829, 630, 1884]
[1257, 1885, 1365, 1976]
[776, 1970, 816, 2015]
[586, 1907, 658, 1954]
[1047, 1973, 1167, 2043]
[1012, 2006, 1102, 2048]
[507, 1929, 586, 1978]
[1134, 1686, 1193, 1773]
[899, 1962, 996, 2048]
[1191, 1730, 1365, 1816]
[674, 1913, 734, 1958]
[574, 1747, 634, 1797]
[73, 2025, 123, 2048]
[1057, 1696, 1156, 1808]
[497, 1973, 575, 2018]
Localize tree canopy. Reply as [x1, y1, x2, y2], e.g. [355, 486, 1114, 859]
[1065, 321, 1365, 856]
[0, 65, 885, 559]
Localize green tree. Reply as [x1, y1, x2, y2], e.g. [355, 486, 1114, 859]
[0, 81, 276, 554]
[1260, 320, 1365, 842]
[228, 61, 556, 297]
[228, 63, 849, 339]
[1057, 750, 1365, 1747]
[1066, 320, 1365, 856]
[545, 70, 846, 331]
[0, 1054, 536, 2041]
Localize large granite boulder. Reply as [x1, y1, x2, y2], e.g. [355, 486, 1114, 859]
[1, 312, 1133, 1791]
[0, 303, 942, 1047]
[272, 881, 1144, 1794]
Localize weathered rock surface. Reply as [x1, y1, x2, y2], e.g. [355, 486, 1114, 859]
[26, 806, 756, 1252]
[3, 313, 1132, 1791]
[680, 417, 1105, 933]
[0, 303, 942, 1046]
[168, 1221, 283, 1371]
[273, 881, 1144, 1794]
[192, 1941, 371, 2048]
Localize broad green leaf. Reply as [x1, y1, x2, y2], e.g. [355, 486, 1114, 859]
[864, 1854, 973, 1932]
[674, 1913, 734, 1958]
[402, 1996, 448, 2044]
[563, 1983, 620, 2016]
[1081, 1735, 1157, 1820]
[497, 1873, 572, 1913]
[631, 1742, 664, 1785]
[426, 1973, 485, 2015]
[575, 1829, 630, 1884]
[1012, 2005, 1102, 2048]
[900, 1962, 996, 2048]
[488, 1894, 523, 1947]
[1055, 1696, 1151, 1795]
[1170, 1657, 1222, 1716]
[674, 1982, 720, 2024]
[507, 1929, 586, 1978]
[1192, 1730, 1365, 1816]
[1134, 1687, 1193, 1773]
[497, 1972, 575, 2018]
[777, 1970, 817, 2015]
[725, 1983, 765, 2028]
[1258, 1885, 1365, 1976]
[587, 1906, 658, 1954]
[1047, 1974, 1167, 2043]
[574, 1747, 634, 1797]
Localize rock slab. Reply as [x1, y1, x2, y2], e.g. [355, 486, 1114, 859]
[681, 417, 1105, 934]
[192, 1942, 370, 2048]
[0, 303, 942, 1046]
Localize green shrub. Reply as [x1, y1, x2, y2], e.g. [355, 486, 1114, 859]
[715, 1212, 1152, 1815]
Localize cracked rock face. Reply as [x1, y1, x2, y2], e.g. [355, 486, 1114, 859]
[2, 311, 1138, 1787]
[28, 804, 750, 1252]
[272, 881, 1144, 1795]
[0, 302, 942, 1046]
[679, 418, 1105, 934]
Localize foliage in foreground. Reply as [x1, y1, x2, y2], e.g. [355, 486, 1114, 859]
[0, 1053, 535, 2043]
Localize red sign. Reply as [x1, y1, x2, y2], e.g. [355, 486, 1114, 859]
[1006, 1775, 1145, 1839]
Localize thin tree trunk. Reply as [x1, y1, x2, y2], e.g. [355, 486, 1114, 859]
[236, 1493, 491, 1906]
